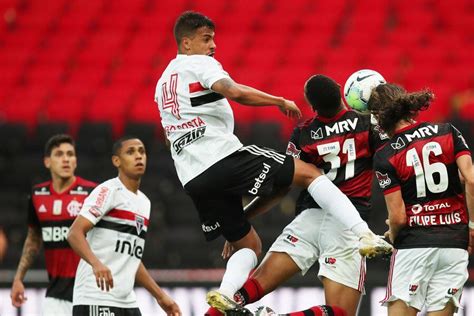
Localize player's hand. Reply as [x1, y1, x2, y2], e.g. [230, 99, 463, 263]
[222, 241, 235, 260]
[384, 219, 395, 244]
[468, 228, 474, 255]
[278, 99, 302, 119]
[11, 279, 27, 307]
[92, 261, 114, 292]
[157, 295, 182, 316]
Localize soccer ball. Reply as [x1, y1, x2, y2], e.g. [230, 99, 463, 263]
[343, 69, 386, 112]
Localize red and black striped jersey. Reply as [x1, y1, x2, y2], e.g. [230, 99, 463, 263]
[287, 109, 387, 220]
[373, 122, 470, 249]
[28, 176, 97, 301]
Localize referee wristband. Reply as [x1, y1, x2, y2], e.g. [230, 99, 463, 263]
[469, 220, 474, 229]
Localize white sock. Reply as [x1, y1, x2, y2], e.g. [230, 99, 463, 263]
[218, 248, 258, 298]
[307, 175, 371, 238]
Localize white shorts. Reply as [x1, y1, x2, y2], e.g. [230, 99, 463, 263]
[268, 208, 366, 292]
[42, 297, 73, 316]
[381, 248, 469, 312]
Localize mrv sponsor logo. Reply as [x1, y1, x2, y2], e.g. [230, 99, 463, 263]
[173, 126, 206, 154]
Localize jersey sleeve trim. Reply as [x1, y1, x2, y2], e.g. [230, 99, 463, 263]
[455, 150, 471, 159]
[383, 185, 401, 195]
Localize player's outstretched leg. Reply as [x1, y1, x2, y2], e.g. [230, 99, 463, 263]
[255, 305, 347, 316]
[358, 233, 393, 258]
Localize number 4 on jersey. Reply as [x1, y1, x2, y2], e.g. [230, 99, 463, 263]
[161, 73, 181, 119]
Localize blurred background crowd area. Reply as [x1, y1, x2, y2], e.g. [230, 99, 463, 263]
[0, 0, 474, 280]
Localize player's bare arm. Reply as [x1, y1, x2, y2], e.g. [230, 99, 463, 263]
[456, 154, 474, 254]
[67, 215, 114, 291]
[135, 262, 181, 315]
[11, 226, 42, 307]
[384, 190, 407, 243]
[211, 78, 301, 118]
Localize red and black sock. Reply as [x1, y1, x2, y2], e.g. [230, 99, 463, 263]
[204, 307, 224, 316]
[284, 305, 347, 316]
[233, 277, 264, 306]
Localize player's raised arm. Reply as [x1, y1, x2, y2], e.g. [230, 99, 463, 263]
[211, 77, 301, 118]
[67, 216, 114, 291]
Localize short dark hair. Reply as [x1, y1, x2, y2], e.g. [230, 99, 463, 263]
[368, 83, 434, 136]
[304, 74, 342, 117]
[174, 11, 215, 45]
[44, 134, 75, 157]
[112, 136, 141, 156]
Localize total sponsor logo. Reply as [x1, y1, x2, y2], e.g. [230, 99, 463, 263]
[410, 202, 451, 215]
[248, 163, 271, 195]
[202, 222, 220, 233]
[42, 226, 69, 242]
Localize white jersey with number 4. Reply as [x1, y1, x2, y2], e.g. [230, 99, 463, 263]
[155, 54, 243, 185]
[73, 177, 151, 308]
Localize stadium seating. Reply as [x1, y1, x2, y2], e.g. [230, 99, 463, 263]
[1, 0, 473, 137]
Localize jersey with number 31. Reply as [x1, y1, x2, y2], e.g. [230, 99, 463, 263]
[287, 109, 387, 220]
[155, 55, 243, 186]
[373, 122, 471, 249]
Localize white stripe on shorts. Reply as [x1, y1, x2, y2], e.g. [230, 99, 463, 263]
[239, 145, 286, 164]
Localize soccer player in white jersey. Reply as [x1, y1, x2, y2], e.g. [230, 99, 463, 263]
[155, 11, 391, 313]
[67, 137, 181, 316]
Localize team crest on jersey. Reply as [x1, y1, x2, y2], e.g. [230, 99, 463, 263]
[375, 171, 391, 188]
[67, 200, 82, 217]
[311, 128, 324, 140]
[286, 142, 301, 158]
[135, 215, 145, 235]
[391, 137, 406, 150]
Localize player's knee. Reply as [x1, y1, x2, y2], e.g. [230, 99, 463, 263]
[293, 160, 321, 187]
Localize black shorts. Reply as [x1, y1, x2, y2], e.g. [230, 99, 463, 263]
[73, 305, 141, 316]
[184, 145, 294, 242]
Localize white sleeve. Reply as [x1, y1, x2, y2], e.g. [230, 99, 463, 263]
[79, 184, 114, 225]
[196, 57, 231, 89]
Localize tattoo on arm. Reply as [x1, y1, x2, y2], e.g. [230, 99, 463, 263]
[15, 227, 42, 280]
